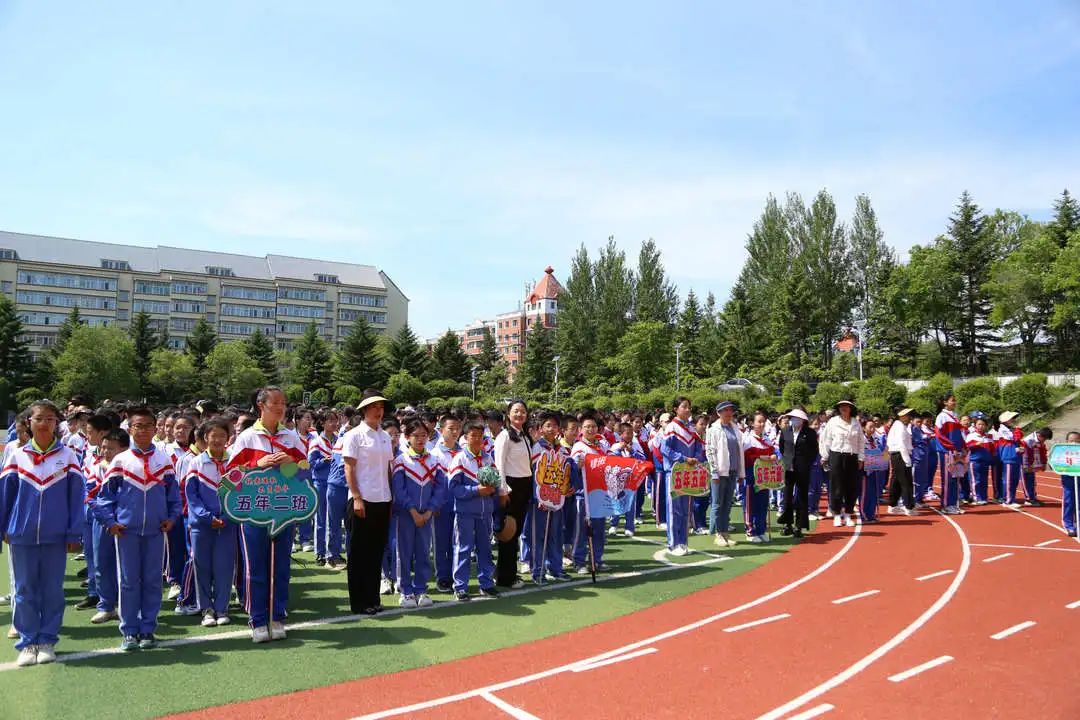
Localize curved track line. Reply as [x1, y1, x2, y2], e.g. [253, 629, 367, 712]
[352, 525, 863, 720]
[753, 510, 971, 720]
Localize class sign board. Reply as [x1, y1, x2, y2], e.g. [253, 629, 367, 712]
[669, 461, 710, 497]
[863, 447, 890, 473]
[220, 461, 317, 537]
[1048, 443, 1080, 476]
[753, 456, 784, 491]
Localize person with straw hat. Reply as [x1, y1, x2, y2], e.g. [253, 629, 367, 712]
[995, 410, 1026, 508]
[778, 406, 817, 537]
[818, 399, 865, 528]
[886, 408, 917, 516]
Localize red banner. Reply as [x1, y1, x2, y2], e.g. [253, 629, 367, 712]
[582, 455, 653, 519]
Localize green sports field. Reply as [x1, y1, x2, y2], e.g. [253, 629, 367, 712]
[0, 515, 798, 720]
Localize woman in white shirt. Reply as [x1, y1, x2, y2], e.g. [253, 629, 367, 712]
[818, 400, 865, 528]
[494, 400, 532, 589]
[886, 408, 916, 515]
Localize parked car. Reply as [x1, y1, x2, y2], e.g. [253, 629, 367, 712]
[716, 378, 768, 394]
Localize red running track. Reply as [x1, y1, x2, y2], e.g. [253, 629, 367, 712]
[171, 491, 1079, 720]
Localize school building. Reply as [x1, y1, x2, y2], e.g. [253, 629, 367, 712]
[0, 230, 409, 358]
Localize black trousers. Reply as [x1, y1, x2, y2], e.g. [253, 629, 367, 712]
[496, 476, 533, 587]
[888, 453, 915, 510]
[779, 469, 810, 529]
[347, 500, 391, 613]
[828, 451, 860, 515]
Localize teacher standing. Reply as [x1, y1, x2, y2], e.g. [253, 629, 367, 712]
[342, 390, 395, 615]
[494, 400, 531, 589]
[778, 407, 817, 538]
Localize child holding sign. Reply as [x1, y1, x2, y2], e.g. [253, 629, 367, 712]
[742, 411, 778, 543]
[529, 411, 573, 583]
[1060, 431, 1079, 538]
[449, 420, 505, 600]
[662, 397, 706, 556]
[571, 413, 610, 571]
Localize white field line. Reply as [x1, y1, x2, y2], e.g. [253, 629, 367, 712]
[990, 621, 1036, 640]
[831, 590, 880, 605]
[479, 692, 542, 720]
[887, 656, 954, 683]
[982, 553, 1013, 563]
[915, 570, 954, 581]
[969, 543, 1079, 553]
[722, 614, 791, 633]
[570, 647, 657, 672]
[782, 704, 835, 720]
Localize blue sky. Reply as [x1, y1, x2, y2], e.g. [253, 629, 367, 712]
[1, 1, 1078, 339]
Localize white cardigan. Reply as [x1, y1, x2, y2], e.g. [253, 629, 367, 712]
[705, 420, 746, 478]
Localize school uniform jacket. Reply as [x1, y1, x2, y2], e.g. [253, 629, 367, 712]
[185, 451, 232, 530]
[934, 410, 965, 454]
[743, 433, 779, 477]
[994, 425, 1025, 465]
[448, 448, 499, 517]
[98, 446, 181, 536]
[308, 433, 335, 485]
[0, 441, 85, 545]
[570, 438, 609, 497]
[227, 424, 307, 473]
[391, 449, 448, 516]
[1023, 433, 1048, 471]
[965, 430, 996, 463]
[660, 420, 706, 473]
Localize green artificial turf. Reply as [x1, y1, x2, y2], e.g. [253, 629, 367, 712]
[0, 510, 799, 720]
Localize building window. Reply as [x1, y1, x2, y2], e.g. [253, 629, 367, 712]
[338, 309, 386, 324]
[206, 312, 216, 322]
[315, 273, 339, 284]
[278, 303, 324, 319]
[338, 292, 386, 307]
[167, 338, 186, 350]
[278, 287, 327, 302]
[100, 259, 131, 271]
[20, 311, 111, 327]
[171, 280, 208, 295]
[278, 321, 309, 335]
[219, 321, 274, 336]
[117, 309, 129, 321]
[17, 271, 115, 291]
[206, 295, 216, 306]
[17, 290, 114, 310]
[0, 249, 18, 260]
[134, 280, 170, 296]
[172, 300, 204, 313]
[221, 303, 275, 319]
[206, 266, 235, 277]
[170, 317, 197, 332]
[132, 299, 169, 314]
[118, 290, 129, 302]
[221, 285, 276, 301]
[1, 281, 11, 293]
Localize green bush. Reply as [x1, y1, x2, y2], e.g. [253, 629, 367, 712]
[425, 396, 447, 409]
[284, 384, 305, 404]
[690, 387, 720, 414]
[310, 388, 330, 405]
[955, 377, 1000, 409]
[444, 396, 473, 412]
[611, 392, 638, 411]
[1002, 374, 1050, 414]
[15, 387, 46, 410]
[906, 387, 938, 416]
[961, 393, 1002, 423]
[781, 380, 812, 410]
[426, 379, 469, 398]
[810, 382, 853, 412]
[333, 384, 360, 406]
[855, 376, 908, 417]
[640, 387, 672, 413]
[923, 373, 955, 403]
[384, 371, 427, 406]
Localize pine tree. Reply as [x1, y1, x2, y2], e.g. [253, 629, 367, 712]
[1047, 189, 1080, 248]
[554, 244, 596, 387]
[593, 236, 635, 362]
[186, 317, 218, 373]
[675, 290, 704, 377]
[385, 325, 429, 378]
[333, 316, 383, 390]
[426, 330, 471, 383]
[849, 194, 895, 324]
[633, 238, 678, 325]
[243, 329, 280, 384]
[476, 326, 499, 372]
[0, 295, 32, 414]
[129, 311, 164, 392]
[518, 318, 556, 392]
[944, 191, 999, 373]
[293, 322, 333, 392]
[699, 291, 723, 371]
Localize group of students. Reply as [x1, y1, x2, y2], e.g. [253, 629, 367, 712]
[1, 387, 1076, 669]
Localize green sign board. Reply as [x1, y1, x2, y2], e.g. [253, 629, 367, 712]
[220, 461, 317, 537]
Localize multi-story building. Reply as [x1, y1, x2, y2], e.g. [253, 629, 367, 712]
[0, 230, 408, 357]
[434, 266, 562, 376]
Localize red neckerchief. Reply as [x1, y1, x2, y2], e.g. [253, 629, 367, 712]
[27, 440, 62, 466]
[406, 448, 436, 482]
[208, 451, 227, 477]
[132, 445, 157, 483]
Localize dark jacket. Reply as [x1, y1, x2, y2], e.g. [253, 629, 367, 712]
[779, 425, 819, 475]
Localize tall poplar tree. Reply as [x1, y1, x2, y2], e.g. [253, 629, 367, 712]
[554, 244, 596, 387]
[633, 238, 678, 325]
[593, 236, 635, 362]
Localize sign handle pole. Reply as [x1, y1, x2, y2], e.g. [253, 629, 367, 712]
[585, 518, 597, 584]
[1074, 477, 1079, 545]
[540, 511, 551, 585]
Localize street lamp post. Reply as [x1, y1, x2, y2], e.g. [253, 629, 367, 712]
[553, 355, 561, 405]
[852, 319, 867, 382]
[471, 365, 478, 401]
[674, 343, 683, 391]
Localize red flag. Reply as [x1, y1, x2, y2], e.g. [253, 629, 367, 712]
[582, 455, 653, 519]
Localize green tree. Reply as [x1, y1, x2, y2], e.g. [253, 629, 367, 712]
[242, 329, 280, 384]
[675, 290, 704, 377]
[944, 191, 999, 373]
[1046, 189, 1080, 248]
[0, 295, 32, 415]
[699, 291, 724, 371]
[849, 194, 894, 323]
[206, 343, 266, 404]
[333, 316, 383, 390]
[478, 361, 510, 398]
[385, 370, 427, 405]
[1045, 189, 1080, 363]
[186, 317, 218, 373]
[554, 244, 596, 387]
[146, 349, 197, 404]
[384, 324, 428, 378]
[517, 318, 556, 392]
[53, 325, 140, 403]
[476, 326, 499, 372]
[593, 236, 635, 364]
[292, 323, 333, 392]
[986, 221, 1056, 369]
[604, 321, 671, 391]
[633, 238, 678, 325]
[426, 330, 471, 383]
[128, 311, 165, 392]
[35, 306, 84, 391]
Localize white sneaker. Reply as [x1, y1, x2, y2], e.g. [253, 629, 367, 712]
[748, 535, 765, 544]
[15, 646, 37, 667]
[624, 529, 634, 538]
[201, 610, 217, 628]
[416, 594, 433, 608]
[216, 615, 231, 626]
[808, 513, 821, 521]
[90, 610, 117, 624]
[724, 535, 737, 547]
[904, 507, 918, 516]
[270, 621, 286, 640]
[252, 626, 271, 644]
[167, 584, 181, 601]
[844, 514, 856, 527]
[887, 505, 903, 515]
[518, 562, 531, 575]
[607, 526, 618, 536]
[400, 595, 417, 608]
[302, 543, 315, 552]
[670, 545, 688, 557]
[36, 645, 56, 664]
[833, 515, 843, 528]
[714, 534, 726, 547]
[7, 625, 18, 639]
[379, 578, 392, 595]
[657, 523, 668, 531]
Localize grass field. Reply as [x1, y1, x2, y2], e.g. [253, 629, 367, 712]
[0, 511, 799, 720]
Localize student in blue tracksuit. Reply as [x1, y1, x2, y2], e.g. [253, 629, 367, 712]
[185, 418, 238, 627]
[291, 408, 316, 552]
[608, 421, 647, 537]
[570, 414, 609, 572]
[995, 411, 1025, 507]
[324, 433, 349, 572]
[662, 397, 707, 556]
[88, 428, 128, 625]
[164, 414, 196, 601]
[964, 413, 995, 504]
[380, 417, 403, 596]
[391, 418, 448, 608]
[529, 411, 574, 583]
[307, 409, 340, 567]
[97, 406, 181, 652]
[1061, 431, 1080, 538]
[73, 413, 115, 613]
[934, 394, 967, 514]
[912, 414, 932, 503]
[449, 420, 505, 601]
[429, 414, 463, 593]
[858, 420, 887, 522]
[0, 400, 85, 668]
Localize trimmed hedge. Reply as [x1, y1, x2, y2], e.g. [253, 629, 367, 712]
[782, 380, 812, 410]
[955, 377, 1001, 409]
[961, 393, 1003, 423]
[855, 375, 908, 417]
[1002, 374, 1050, 415]
[810, 381, 853, 412]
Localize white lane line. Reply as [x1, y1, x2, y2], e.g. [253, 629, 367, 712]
[783, 704, 835, 720]
[755, 509, 971, 720]
[1066, 600, 1080, 610]
[571, 647, 657, 672]
[991, 621, 1036, 640]
[0, 558, 726, 673]
[915, 569, 954, 581]
[348, 523, 863, 720]
[969, 543, 1080, 554]
[1036, 539, 1062, 547]
[832, 590, 880, 605]
[480, 692, 542, 720]
[982, 552, 1013, 563]
[1004, 504, 1069, 533]
[722, 613, 791, 633]
[887, 656, 954, 683]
